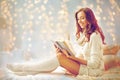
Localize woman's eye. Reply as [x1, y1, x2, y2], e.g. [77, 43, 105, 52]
[77, 17, 85, 21]
[81, 17, 84, 19]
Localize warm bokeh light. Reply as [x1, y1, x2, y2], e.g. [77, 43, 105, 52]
[0, 0, 120, 61]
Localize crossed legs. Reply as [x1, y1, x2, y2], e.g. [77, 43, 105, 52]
[7, 53, 80, 76]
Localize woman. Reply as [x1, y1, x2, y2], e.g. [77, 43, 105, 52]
[7, 7, 120, 77]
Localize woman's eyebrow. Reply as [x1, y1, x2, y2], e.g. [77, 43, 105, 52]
[77, 16, 84, 19]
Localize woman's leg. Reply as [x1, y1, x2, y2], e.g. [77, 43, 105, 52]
[7, 53, 80, 76]
[7, 56, 60, 73]
[103, 44, 120, 55]
[57, 52, 80, 76]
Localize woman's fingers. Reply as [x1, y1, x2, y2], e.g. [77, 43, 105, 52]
[54, 44, 57, 48]
[54, 44, 60, 53]
[61, 49, 69, 57]
[54, 44, 69, 57]
[56, 47, 61, 53]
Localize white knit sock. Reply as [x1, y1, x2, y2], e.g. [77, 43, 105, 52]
[7, 56, 60, 73]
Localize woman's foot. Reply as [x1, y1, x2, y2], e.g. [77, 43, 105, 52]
[7, 63, 23, 72]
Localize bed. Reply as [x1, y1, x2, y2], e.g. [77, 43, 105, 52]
[0, 51, 120, 80]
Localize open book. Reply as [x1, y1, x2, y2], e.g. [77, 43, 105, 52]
[53, 41, 75, 56]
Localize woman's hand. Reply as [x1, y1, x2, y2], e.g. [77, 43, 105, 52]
[54, 44, 70, 57]
[55, 46, 69, 57]
[54, 45, 61, 54]
[76, 32, 80, 40]
[61, 49, 70, 57]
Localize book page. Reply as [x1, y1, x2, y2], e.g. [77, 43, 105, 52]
[54, 41, 74, 56]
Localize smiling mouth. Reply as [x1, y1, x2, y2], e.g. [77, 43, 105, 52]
[80, 23, 84, 26]
[80, 24, 85, 28]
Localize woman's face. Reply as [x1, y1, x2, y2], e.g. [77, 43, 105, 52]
[77, 11, 89, 29]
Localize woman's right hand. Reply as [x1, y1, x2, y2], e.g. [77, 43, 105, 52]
[54, 44, 61, 53]
[61, 49, 70, 57]
[54, 45, 69, 57]
[76, 32, 80, 40]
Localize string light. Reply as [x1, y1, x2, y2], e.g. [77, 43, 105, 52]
[0, 0, 119, 59]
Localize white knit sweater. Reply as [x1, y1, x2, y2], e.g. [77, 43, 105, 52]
[76, 32, 104, 76]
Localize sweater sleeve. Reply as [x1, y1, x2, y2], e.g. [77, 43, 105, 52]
[87, 33, 103, 69]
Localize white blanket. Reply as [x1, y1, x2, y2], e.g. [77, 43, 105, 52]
[1, 66, 120, 80]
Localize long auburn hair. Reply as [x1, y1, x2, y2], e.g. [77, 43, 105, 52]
[75, 7, 105, 44]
